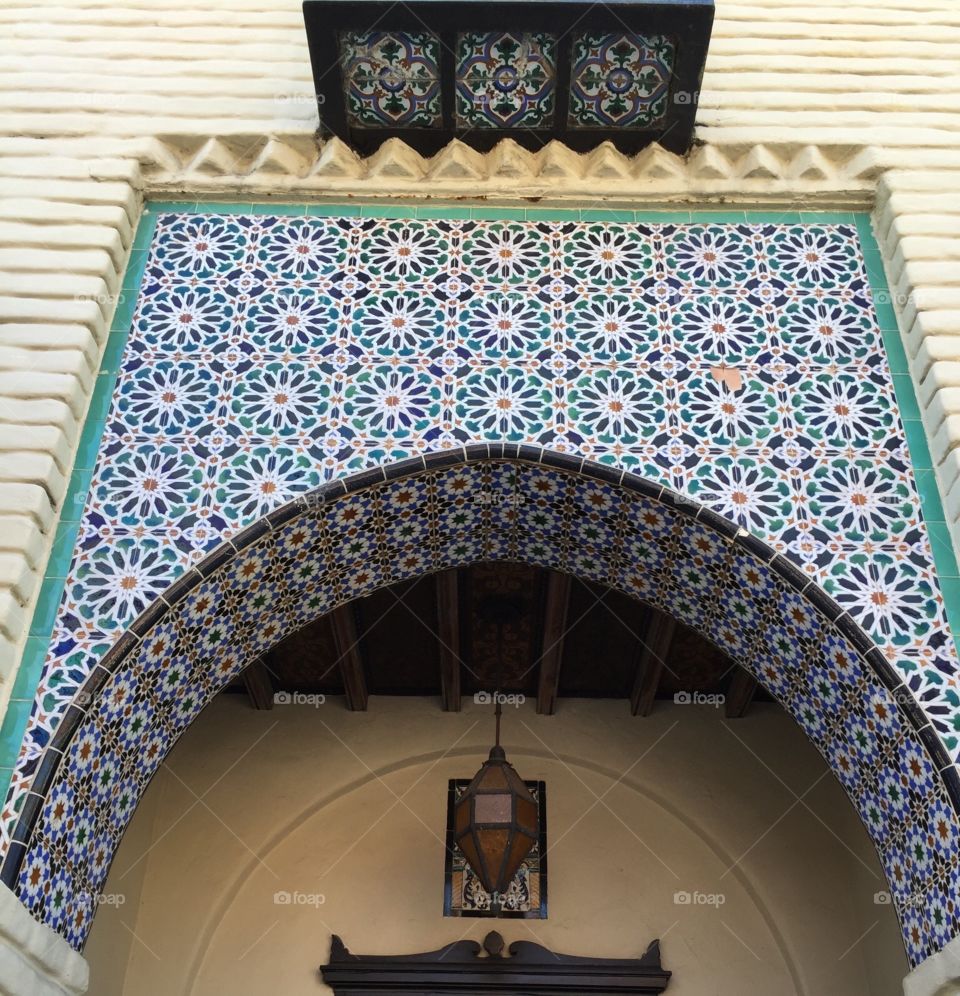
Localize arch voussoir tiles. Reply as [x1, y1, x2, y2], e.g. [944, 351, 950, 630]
[2, 447, 958, 965]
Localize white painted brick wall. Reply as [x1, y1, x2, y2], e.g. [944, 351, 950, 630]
[0, 0, 959, 737]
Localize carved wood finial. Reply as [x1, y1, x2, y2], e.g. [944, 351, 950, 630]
[329, 935, 349, 961]
[483, 931, 505, 958]
[640, 939, 662, 967]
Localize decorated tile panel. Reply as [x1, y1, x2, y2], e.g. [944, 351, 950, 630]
[455, 33, 557, 129]
[569, 34, 675, 129]
[2, 208, 958, 965]
[339, 32, 442, 128]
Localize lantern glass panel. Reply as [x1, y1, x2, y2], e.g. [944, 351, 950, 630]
[475, 828, 511, 884]
[516, 796, 538, 833]
[475, 793, 512, 823]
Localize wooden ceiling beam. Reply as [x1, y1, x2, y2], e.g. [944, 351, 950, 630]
[725, 667, 758, 718]
[437, 569, 461, 712]
[331, 604, 368, 711]
[630, 611, 676, 717]
[242, 658, 275, 710]
[537, 571, 572, 715]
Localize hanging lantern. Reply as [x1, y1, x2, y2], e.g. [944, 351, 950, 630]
[453, 594, 539, 897]
[454, 744, 539, 896]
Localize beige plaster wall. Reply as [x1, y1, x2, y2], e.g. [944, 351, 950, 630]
[84, 696, 907, 995]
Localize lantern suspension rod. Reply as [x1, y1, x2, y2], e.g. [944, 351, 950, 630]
[494, 617, 503, 748]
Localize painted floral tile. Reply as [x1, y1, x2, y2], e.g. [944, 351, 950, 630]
[569, 34, 675, 128]
[339, 31, 442, 128]
[456, 32, 557, 129]
[3, 212, 958, 965]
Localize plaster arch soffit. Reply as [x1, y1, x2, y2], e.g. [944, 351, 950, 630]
[182, 747, 806, 996]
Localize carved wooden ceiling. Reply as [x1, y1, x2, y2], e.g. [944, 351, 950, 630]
[229, 564, 770, 717]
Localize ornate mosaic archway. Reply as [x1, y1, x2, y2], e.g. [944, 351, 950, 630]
[1, 451, 957, 963]
[2, 206, 959, 966]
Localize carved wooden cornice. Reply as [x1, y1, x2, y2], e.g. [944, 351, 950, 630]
[319, 930, 671, 993]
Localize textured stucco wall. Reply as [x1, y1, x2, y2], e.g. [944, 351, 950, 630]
[83, 697, 907, 996]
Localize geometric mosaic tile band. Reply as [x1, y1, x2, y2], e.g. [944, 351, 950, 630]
[3, 211, 959, 960]
[6, 453, 960, 962]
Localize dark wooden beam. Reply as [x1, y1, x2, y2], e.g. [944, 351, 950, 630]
[436, 569, 462, 711]
[725, 667, 758, 718]
[537, 572, 571, 715]
[242, 659, 275, 710]
[630, 611, 676, 717]
[330, 604, 368, 711]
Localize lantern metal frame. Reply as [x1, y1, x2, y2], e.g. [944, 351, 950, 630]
[453, 745, 540, 895]
[444, 776, 548, 918]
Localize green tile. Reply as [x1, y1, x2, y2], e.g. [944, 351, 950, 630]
[74, 421, 107, 470]
[863, 251, 887, 287]
[148, 200, 199, 215]
[195, 201, 254, 215]
[11, 638, 48, 702]
[108, 291, 137, 334]
[254, 202, 307, 216]
[131, 212, 158, 252]
[579, 209, 635, 223]
[0, 768, 14, 804]
[86, 374, 115, 423]
[47, 521, 81, 578]
[800, 211, 857, 226]
[854, 212, 878, 250]
[892, 375, 922, 420]
[120, 250, 149, 291]
[29, 576, 65, 637]
[306, 204, 362, 218]
[416, 205, 473, 220]
[927, 521, 959, 578]
[100, 331, 129, 373]
[938, 576, 960, 624]
[882, 330, 909, 374]
[872, 296, 901, 333]
[690, 210, 748, 224]
[525, 208, 580, 222]
[0, 699, 31, 767]
[62, 467, 93, 522]
[359, 204, 417, 219]
[738, 211, 803, 225]
[902, 420, 933, 470]
[470, 207, 527, 221]
[638, 210, 692, 224]
[915, 467, 945, 517]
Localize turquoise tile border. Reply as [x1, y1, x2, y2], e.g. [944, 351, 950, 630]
[580, 209, 636, 223]
[856, 214, 960, 642]
[5, 200, 957, 803]
[470, 207, 527, 221]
